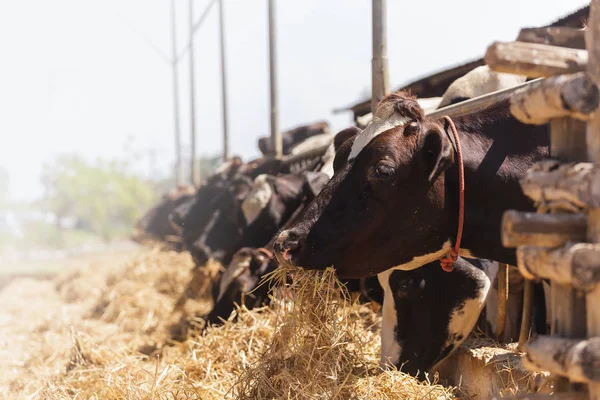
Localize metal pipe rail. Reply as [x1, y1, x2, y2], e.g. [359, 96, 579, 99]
[277, 77, 544, 168]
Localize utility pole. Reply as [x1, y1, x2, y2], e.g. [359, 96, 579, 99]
[219, 0, 230, 161]
[170, 0, 183, 185]
[371, 0, 389, 113]
[267, 0, 282, 158]
[189, 0, 200, 187]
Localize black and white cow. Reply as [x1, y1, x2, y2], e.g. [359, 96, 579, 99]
[272, 91, 549, 371]
[207, 247, 385, 326]
[189, 170, 330, 270]
[258, 121, 329, 156]
[438, 66, 526, 108]
[379, 258, 494, 375]
[171, 157, 281, 266]
[133, 184, 196, 249]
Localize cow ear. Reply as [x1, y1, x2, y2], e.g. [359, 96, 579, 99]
[334, 126, 361, 152]
[333, 126, 361, 172]
[302, 171, 330, 199]
[419, 128, 454, 182]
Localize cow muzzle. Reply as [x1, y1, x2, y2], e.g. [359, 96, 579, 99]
[273, 230, 305, 267]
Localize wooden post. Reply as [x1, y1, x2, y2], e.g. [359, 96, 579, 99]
[371, 0, 389, 113]
[170, 0, 183, 185]
[586, 1, 600, 399]
[219, 0, 230, 161]
[267, 0, 281, 158]
[188, 0, 200, 187]
[496, 263, 508, 342]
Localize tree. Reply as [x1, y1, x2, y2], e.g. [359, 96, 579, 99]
[41, 155, 155, 241]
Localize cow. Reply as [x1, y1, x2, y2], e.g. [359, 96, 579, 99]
[207, 247, 384, 326]
[273, 91, 548, 277]
[379, 257, 494, 375]
[272, 91, 549, 371]
[189, 170, 330, 270]
[205, 247, 278, 325]
[356, 97, 443, 128]
[258, 121, 330, 156]
[438, 66, 526, 108]
[170, 156, 280, 266]
[132, 184, 196, 249]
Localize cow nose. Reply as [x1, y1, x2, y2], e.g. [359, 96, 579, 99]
[274, 230, 304, 265]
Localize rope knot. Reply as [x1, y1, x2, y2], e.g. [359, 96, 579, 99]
[440, 248, 458, 272]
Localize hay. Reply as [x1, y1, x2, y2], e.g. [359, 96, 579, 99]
[2, 249, 456, 400]
[232, 266, 455, 400]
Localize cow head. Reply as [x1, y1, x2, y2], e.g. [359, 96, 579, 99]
[188, 174, 254, 266]
[274, 91, 457, 278]
[206, 247, 277, 325]
[133, 185, 196, 246]
[378, 258, 492, 375]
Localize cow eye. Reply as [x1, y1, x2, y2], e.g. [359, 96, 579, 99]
[372, 163, 395, 180]
[404, 121, 419, 136]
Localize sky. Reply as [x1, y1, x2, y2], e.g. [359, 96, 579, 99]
[0, 0, 589, 201]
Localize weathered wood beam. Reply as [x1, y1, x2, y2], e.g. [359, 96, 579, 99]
[485, 41, 588, 78]
[523, 336, 600, 384]
[517, 243, 600, 292]
[496, 263, 508, 342]
[521, 160, 600, 212]
[517, 27, 586, 50]
[518, 279, 534, 351]
[502, 210, 587, 248]
[510, 72, 599, 125]
[586, 1, 600, 399]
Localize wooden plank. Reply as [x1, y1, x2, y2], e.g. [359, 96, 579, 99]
[517, 27, 586, 49]
[517, 243, 600, 291]
[485, 41, 588, 78]
[523, 336, 600, 384]
[496, 263, 508, 342]
[546, 76, 589, 396]
[520, 160, 600, 213]
[502, 211, 587, 248]
[518, 279, 534, 350]
[510, 72, 599, 125]
[587, 1, 600, 399]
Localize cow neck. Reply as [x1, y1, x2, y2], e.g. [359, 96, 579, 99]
[441, 109, 546, 267]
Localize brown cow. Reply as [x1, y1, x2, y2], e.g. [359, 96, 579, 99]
[273, 91, 549, 278]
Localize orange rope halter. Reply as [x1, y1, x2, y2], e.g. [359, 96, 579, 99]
[257, 247, 275, 259]
[439, 116, 464, 273]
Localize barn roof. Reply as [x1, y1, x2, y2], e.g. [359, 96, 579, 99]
[337, 5, 590, 119]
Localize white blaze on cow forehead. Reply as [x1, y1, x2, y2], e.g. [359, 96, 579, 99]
[241, 174, 273, 225]
[348, 101, 409, 161]
[378, 269, 402, 368]
[217, 255, 252, 302]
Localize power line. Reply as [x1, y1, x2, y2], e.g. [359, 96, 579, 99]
[176, 0, 219, 63]
[116, 12, 173, 65]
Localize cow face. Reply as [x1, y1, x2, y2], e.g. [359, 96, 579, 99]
[378, 258, 492, 376]
[274, 92, 456, 278]
[134, 185, 195, 247]
[206, 247, 277, 325]
[189, 175, 254, 266]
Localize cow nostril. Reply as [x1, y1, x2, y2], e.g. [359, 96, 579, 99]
[275, 230, 304, 263]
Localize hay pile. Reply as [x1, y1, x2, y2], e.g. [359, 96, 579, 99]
[1, 248, 455, 399]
